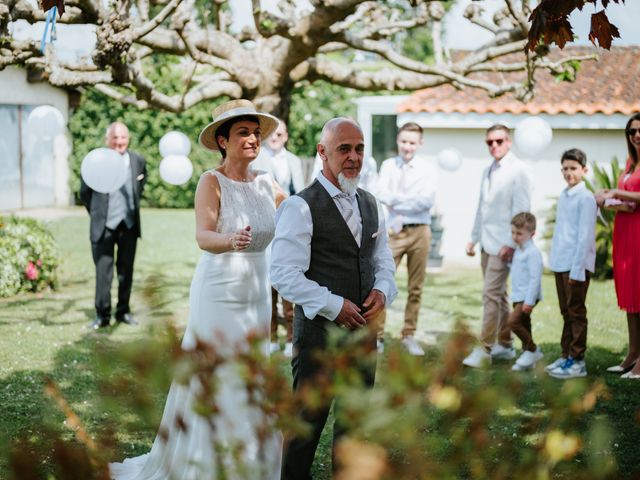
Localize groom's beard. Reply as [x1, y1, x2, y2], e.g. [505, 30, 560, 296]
[338, 172, 360, 195]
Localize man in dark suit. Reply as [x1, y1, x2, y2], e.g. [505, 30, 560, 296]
[270, 118, 397, 479]
[80, 122, 147, 329]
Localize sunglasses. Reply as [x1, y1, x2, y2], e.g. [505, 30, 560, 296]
[627, 128, 640, 136]
[485, 139, 505, 146]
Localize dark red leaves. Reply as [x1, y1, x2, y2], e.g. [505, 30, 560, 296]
[589, 10, 621, 49]
[40, 0, 65, 16]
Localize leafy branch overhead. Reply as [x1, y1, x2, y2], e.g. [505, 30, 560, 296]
[0, 0, 610, 116]
[527, 0, 623, 50]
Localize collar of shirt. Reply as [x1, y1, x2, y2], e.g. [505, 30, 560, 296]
[395, 155, 416, 170]
[517, 238, 534, 252]
[565, 181, 586, 197]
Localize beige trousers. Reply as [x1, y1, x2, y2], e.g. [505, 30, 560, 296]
[378, 225, 431, 339]
[479, 250, 512, 349]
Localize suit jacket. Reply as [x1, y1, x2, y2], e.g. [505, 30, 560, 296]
[470, 151, 532, 255]
[79, 151, 147, 243]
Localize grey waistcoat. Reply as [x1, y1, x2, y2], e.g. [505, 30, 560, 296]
[297, 180, 378, 317]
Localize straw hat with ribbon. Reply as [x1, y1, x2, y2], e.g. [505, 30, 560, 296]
[199, 99, 279, 152]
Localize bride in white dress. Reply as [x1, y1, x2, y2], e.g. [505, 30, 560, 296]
[110, 100, 286, 480]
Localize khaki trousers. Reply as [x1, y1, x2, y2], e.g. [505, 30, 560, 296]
[480, 251, 512, 349]
[378, 224, 431, 339]
[554, 271, 590, 360]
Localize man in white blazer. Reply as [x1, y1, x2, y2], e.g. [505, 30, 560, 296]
[463, 124, 533, 368]
[252, 119, 305, 357]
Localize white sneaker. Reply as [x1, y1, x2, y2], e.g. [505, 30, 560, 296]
[548, 358, 587, 379]
[283, 342, 293, 358]
[512, 347, 544, 371]
[463, 347, 492, 368]
[491, 343, 516, 360]
[402, 336, 425, 356]
[376, 339, 384, 354]
[269, 342, 279, 354]
[544, 357, 566, 372]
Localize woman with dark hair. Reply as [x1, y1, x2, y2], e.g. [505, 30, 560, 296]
[111, 100, 286, 478]
[597, 113, 640, 379]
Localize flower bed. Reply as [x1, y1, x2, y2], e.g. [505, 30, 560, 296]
[0, 216, 59, 297]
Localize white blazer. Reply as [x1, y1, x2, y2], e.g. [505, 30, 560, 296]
[470, 151, 533, 256]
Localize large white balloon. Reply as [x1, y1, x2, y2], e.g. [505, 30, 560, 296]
[514, 116, 553, 157]
[159, 155, 193, 185]
[159, 131, 191, 157]
[437, 148, 463, 172]
[27, 105, 65, 139]
[81, 148, 128, 194]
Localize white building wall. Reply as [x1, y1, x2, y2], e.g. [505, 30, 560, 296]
[0, 66, 71, 208]
[356, 96, 629, 266]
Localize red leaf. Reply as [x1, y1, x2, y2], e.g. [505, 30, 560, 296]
[589, 10, 620, 49]
[40, 0, 65, 16]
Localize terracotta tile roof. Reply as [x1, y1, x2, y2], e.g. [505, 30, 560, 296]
[398, 46, 640, 116]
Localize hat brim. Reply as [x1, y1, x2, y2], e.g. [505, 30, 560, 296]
[199, 112, 279, 152]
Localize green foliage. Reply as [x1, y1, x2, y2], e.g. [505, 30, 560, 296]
[68, 56, 226, 209]
[0, 216, 59, 297]
[585, 158, 623, 280]
[288, 80, 361, 157]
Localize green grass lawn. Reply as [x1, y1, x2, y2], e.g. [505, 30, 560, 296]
[0, 208, 638, 478]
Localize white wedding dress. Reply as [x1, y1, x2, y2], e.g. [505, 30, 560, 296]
[110, 170, 282, 480]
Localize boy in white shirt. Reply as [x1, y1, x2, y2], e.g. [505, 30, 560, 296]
[508, 212, 544, 371]
[546, 148, 597, 379]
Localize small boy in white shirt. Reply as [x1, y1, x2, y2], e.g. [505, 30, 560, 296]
[508, 212, 544, 371]
[546, 148, 597, 379]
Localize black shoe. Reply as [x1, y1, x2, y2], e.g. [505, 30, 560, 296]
[115, 313, 138, 326]
[90, 316, 110, 330]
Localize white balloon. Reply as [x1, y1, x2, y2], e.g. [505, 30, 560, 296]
[27, 105, 65, 139]
[159, 155, 193, 185]
[159, 131, 191, 157]
[437, 148, 463, 172]
[514, 116, 553, 157]
[81, 148, 128, 194]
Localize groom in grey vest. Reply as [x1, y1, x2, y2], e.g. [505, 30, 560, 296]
[271, 118, 397, 479]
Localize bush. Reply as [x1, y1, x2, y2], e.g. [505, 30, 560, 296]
[0, 216, 59, 297]
[585, 158, 623, 280]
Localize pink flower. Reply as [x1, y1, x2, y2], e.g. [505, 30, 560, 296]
[25, 262, 39, 281]
[36, 259, 42, 267]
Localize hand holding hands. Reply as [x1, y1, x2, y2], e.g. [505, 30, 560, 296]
[335, 299, 367, 330]
[229, 225, 251, 251]
[498, 246, 515, 263]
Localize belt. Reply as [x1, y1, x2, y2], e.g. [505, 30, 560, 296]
[403, 223, 426, 229]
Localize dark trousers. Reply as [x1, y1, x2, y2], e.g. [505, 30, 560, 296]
[271, 287, 294, 342]
[281, 307, 377, 480]
[508, 302, 537, 352]
[554, 271, 591, 360]
[91, 223, 138, 318]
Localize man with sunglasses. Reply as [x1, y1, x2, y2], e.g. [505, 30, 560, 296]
[463, 124, 533, 368]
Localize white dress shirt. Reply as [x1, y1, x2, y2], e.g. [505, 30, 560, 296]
[549, 182, 597, 281]
[470, 151, 533, 255]
[510, 239, 543, 306]
[270, 172, 397, 321]
[252, 146, 305, 194]
[376, 155, 437, 233]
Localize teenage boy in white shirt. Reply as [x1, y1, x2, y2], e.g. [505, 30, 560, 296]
[546, 148, 597, 379]
[376, 122, 437, 355]
[508, 212, 544, 371]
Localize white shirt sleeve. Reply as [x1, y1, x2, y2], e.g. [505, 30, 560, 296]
[525, 248, 544, 306]
[570, 194, 597, 281]
[270, 196, 344, 320]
